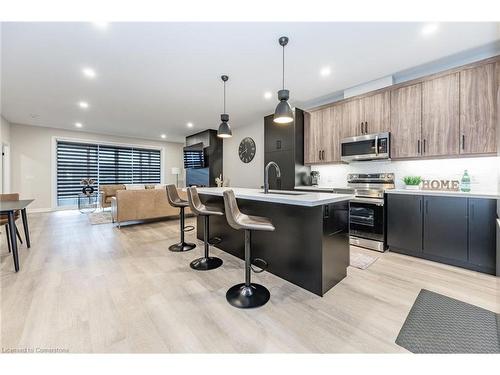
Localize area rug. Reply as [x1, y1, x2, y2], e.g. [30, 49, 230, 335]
[350, 251, 379, 270]
[396, 289, 500, 353]
[88, 211, 113, 225]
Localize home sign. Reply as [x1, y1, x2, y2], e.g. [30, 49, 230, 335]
[421, 179, 460, 191]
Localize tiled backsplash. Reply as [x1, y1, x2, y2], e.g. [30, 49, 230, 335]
[312, 156, 500, 192]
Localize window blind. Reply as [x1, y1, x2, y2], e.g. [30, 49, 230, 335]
[56, 142, 99, 206]
[56, 141, 161, 206]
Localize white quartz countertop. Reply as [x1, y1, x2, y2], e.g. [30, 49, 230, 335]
[294, 185, 335, 192]
[196, 187, 353, 207]
[386, 188, 500, 199]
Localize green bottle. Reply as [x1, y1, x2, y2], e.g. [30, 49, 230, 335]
[460, 170, 471, 192]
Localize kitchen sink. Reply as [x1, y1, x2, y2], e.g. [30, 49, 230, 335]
[259, 191, 307, 196]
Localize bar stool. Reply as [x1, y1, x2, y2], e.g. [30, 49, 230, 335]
[223, 189, 275, 308]
[186, 187, 223, 271]
[166, 185, 196, 252]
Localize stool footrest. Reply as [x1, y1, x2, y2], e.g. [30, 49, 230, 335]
[250, 258, 268, 273]
[208, 236, 222, 245]
[183, 225, 195, 232]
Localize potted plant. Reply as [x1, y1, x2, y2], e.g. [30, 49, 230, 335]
[403, 176, 422, 190]
[80, 178, 96, 196]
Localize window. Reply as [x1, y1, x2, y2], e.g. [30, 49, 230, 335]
[56, 142, 98, 206]
[56, 140, 161, 206]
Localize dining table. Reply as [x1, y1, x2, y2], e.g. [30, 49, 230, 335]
[1, 199, 34, 272]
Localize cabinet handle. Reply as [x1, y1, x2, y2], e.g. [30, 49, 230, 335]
[318, 150, 322, 160]
[322, 150, 325, 160]
[423, 139, 426, 154]
[419, 198, 422, 213]
[365, 122, 368, 134]
[360, 122, 364, 134]
[417, 140, 421, 154]
[462, 135, 465, 150]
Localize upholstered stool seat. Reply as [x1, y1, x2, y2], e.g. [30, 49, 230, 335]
[223, 189, 275, 308]
[166, 185, 196, 252]
[186, 187, 224, 271]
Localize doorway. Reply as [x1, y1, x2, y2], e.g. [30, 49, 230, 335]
[2, 143, 10, 193]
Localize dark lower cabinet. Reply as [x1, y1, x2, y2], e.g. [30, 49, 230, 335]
[468, 198, 496, 273]
[387, 193, 497, 275]
[387, 194, 423, 254]
[423, 196, 468, 262]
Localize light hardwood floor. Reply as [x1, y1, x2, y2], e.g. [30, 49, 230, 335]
[1, 210, 499, 353]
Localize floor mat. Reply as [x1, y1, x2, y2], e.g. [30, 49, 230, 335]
[350, 251, 379, 270]
[88, 211, 113, 225]
[396, 289, 500, 353]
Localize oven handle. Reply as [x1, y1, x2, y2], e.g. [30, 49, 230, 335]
[375, 135, 379, 156]
[350, 197, 384, 206]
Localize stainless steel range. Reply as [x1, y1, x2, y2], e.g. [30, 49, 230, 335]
[333, 173, 395, 252]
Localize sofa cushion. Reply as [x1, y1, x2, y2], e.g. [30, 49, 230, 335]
[100, 184, 126, 196]
[124, 184, 145, 190]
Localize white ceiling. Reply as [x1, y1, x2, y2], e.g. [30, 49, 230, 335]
[1, 22, 499, 143]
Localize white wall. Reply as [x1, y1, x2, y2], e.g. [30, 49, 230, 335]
[312, 156, 500, 192]
[222, 121, 264, 188]
[9, 123, 184, 211]
[0, 115, 12, 193]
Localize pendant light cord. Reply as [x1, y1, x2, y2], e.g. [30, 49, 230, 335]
[282, 45, 285, 90]
[223, 80, 226, 113]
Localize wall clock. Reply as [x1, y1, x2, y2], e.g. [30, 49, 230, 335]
[238, 137, 256, 163]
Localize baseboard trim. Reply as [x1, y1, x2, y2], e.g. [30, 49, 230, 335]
[27, 207, 54, 213]
[28, 206, 77, 213]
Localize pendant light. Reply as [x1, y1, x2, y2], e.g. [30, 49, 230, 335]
[217, 75, 232, 138]
[273, 36, 294, 124]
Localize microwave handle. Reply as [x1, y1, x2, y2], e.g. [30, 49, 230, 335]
[375, 135, 379, 156]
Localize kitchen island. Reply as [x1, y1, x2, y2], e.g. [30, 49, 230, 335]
[196, 187, 353, 296]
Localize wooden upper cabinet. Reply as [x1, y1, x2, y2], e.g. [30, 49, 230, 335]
[390, 83, 422, 158]
[304, 110, 321, 164]
[340, 92, 390, 138]
[340, 99, 362, 139]
[459, 63, 497, 154]
[323, 105, 342, 163]
[304, 105, 342, 164]
[361, 91, 391, 134]
[422, 73, 460, 157]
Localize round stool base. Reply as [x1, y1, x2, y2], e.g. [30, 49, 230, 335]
[226, 283, 270, 309]
[169, 242, 196, 252]
[190, 256, 223, 271]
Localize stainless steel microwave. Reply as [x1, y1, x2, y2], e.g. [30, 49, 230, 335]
[341, 132, 390, 162]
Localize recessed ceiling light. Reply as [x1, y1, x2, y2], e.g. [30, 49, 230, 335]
[161, 134, 167, 139]
[421, 23, 439, 36]
[92, 22, 109, 29]
[78, 101, 89, 109]
[75, 122, 83, 128]
[187, 122, 194, 128]
[82, 67, 96, 79]
[320, 66, 332, 77]
[263, 91, 272, 100]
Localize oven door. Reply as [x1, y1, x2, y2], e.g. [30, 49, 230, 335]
[349, 200, 385, 242]
[341, 132, 390, 162]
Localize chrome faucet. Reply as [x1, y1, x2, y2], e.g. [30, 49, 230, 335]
[264, 161, 281, 194]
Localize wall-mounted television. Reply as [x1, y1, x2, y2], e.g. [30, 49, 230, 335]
[183, 142, 205, 169]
